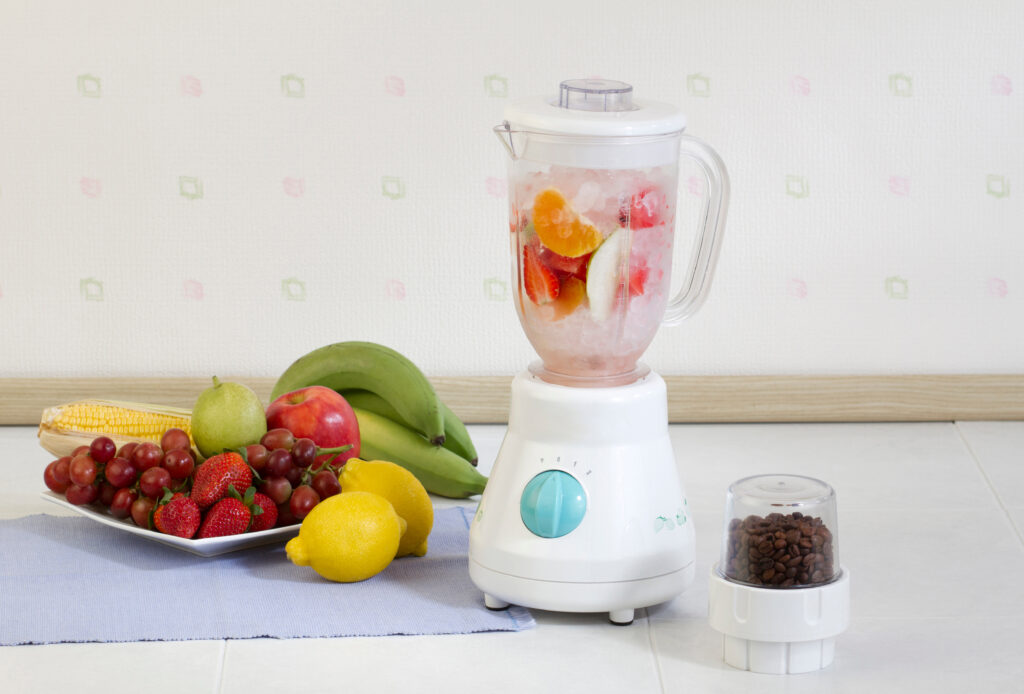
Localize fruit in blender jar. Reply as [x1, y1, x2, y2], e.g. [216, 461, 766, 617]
[191, 377, 268, 458]
[540, 247, 591, 282]
[523, 244, 560, 305]
[627, 257, 649, 297]
[532, 188, 604, 258]
[548, 276, 587, 321]
[626, 187, 668, 229]
[585, 228, 629, 321]
[266, 386, 360, 467]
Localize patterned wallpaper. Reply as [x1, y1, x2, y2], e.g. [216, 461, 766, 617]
[0, 1, 1021, 378]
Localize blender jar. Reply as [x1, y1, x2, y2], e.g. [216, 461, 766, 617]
[496, 79, 729, 386]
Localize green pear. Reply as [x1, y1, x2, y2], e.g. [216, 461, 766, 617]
[191, 376, 268, 457]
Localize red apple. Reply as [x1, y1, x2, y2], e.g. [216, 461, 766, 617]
[265, 386, 360, 466]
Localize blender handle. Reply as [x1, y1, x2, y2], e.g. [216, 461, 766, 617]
[662, 135, 730, 326]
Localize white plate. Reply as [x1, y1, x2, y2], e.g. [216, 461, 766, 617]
[40, 491, 300, 557]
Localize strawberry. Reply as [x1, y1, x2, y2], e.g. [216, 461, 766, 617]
[198, 486, 264, 538]
[523, 244, 560, 305]
[627, 258, 649, 297]
[191, 452, 252, 509]
[624, 187, 667, 229]
[540, 248, 591, 282]
[153, 491, 201, 539]
[249, 492, 278, 532]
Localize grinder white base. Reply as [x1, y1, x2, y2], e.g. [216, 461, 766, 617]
[708, 565, 850, 674]
[468, 368, 696, 624]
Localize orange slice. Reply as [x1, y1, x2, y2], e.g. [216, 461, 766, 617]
[532, 188, 604, 259]
[549, 277, 587, 320]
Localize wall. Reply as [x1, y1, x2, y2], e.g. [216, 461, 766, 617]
[1, 1, 1021, 379]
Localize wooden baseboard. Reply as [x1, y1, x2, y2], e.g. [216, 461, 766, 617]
[2, 374, 1023, 426]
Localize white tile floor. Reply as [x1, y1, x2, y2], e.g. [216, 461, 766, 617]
[2, 420, 1023, 693]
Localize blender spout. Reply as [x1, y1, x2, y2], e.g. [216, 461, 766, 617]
[493, 121, 520, 160]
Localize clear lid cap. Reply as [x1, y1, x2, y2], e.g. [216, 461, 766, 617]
[719, 475, 839, 589]
[502, 78, 686, 138]
[558, 79, 635, 112]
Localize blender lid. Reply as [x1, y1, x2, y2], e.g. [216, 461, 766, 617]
[504, 79, 686, 137]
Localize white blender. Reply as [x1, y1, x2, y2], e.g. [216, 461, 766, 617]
[468, 79, 730, 624]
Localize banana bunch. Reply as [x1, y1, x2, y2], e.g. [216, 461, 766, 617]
[271, 342, 486, 499]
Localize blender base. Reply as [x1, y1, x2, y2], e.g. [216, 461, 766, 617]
[471, 559, 696, 624]
[468, 367, 696, 623]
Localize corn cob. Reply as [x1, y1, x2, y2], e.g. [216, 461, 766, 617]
[38, 399, 193, 458]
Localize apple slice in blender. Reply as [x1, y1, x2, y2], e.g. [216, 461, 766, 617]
[585, 228, 628, 321]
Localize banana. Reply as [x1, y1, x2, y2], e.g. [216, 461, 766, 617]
[340, 389, 480, 466]
[352, 407, 487, 498]
[271, 342, 445, 445]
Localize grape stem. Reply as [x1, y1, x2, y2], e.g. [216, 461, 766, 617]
[315, 444, 353, 467]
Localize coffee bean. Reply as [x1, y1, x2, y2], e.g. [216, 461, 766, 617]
[725, 511, 836, 589]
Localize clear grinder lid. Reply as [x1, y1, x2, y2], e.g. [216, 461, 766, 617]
[503, 79, 687, 137]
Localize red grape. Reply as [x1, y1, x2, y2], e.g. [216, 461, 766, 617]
[104, 457, 137, 488]
[130, 496, 155, 527]
[244, 444, 269, 473]
[131, 442, 163, 472]
[139, 466, 172, 498]
[110, 488, 138, 519]
[52, 456, 72, 486]
[162, 449, 194, 481]
[69, 454, 98, 486]
[261, 428, 295, 451]
[284, 466, 303, 487]
[289, 485, 320, 520]
[275, 503, 298, 527]
[265, 448, 293, 478]
[160, 428, 191, 453]
[89, 436, 117, 464]
[98, 481, 118, 506]
[66, 483, 100, 505]
[291, 438, 317, 468]
[44, 461, 69, 493]
[71, 444, 91, 457]
[311, 469, 341, 499]
[259, 477, 292, 505]
[117, 441, 139, 460]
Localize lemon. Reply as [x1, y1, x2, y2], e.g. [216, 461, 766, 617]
[339, 458, 434, 557]
[285, 491, 406, 583]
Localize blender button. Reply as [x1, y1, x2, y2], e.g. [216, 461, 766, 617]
[520, 470, 587, 538]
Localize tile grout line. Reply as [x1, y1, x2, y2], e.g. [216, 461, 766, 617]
[953, 421, 1024, 548]
[215, 640, 228, 693]
[643, 608, 668, 694]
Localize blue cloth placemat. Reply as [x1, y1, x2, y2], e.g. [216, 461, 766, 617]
[0, 507, 533, 645]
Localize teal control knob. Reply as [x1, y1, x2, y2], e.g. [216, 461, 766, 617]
[520, 470, 587, 538]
